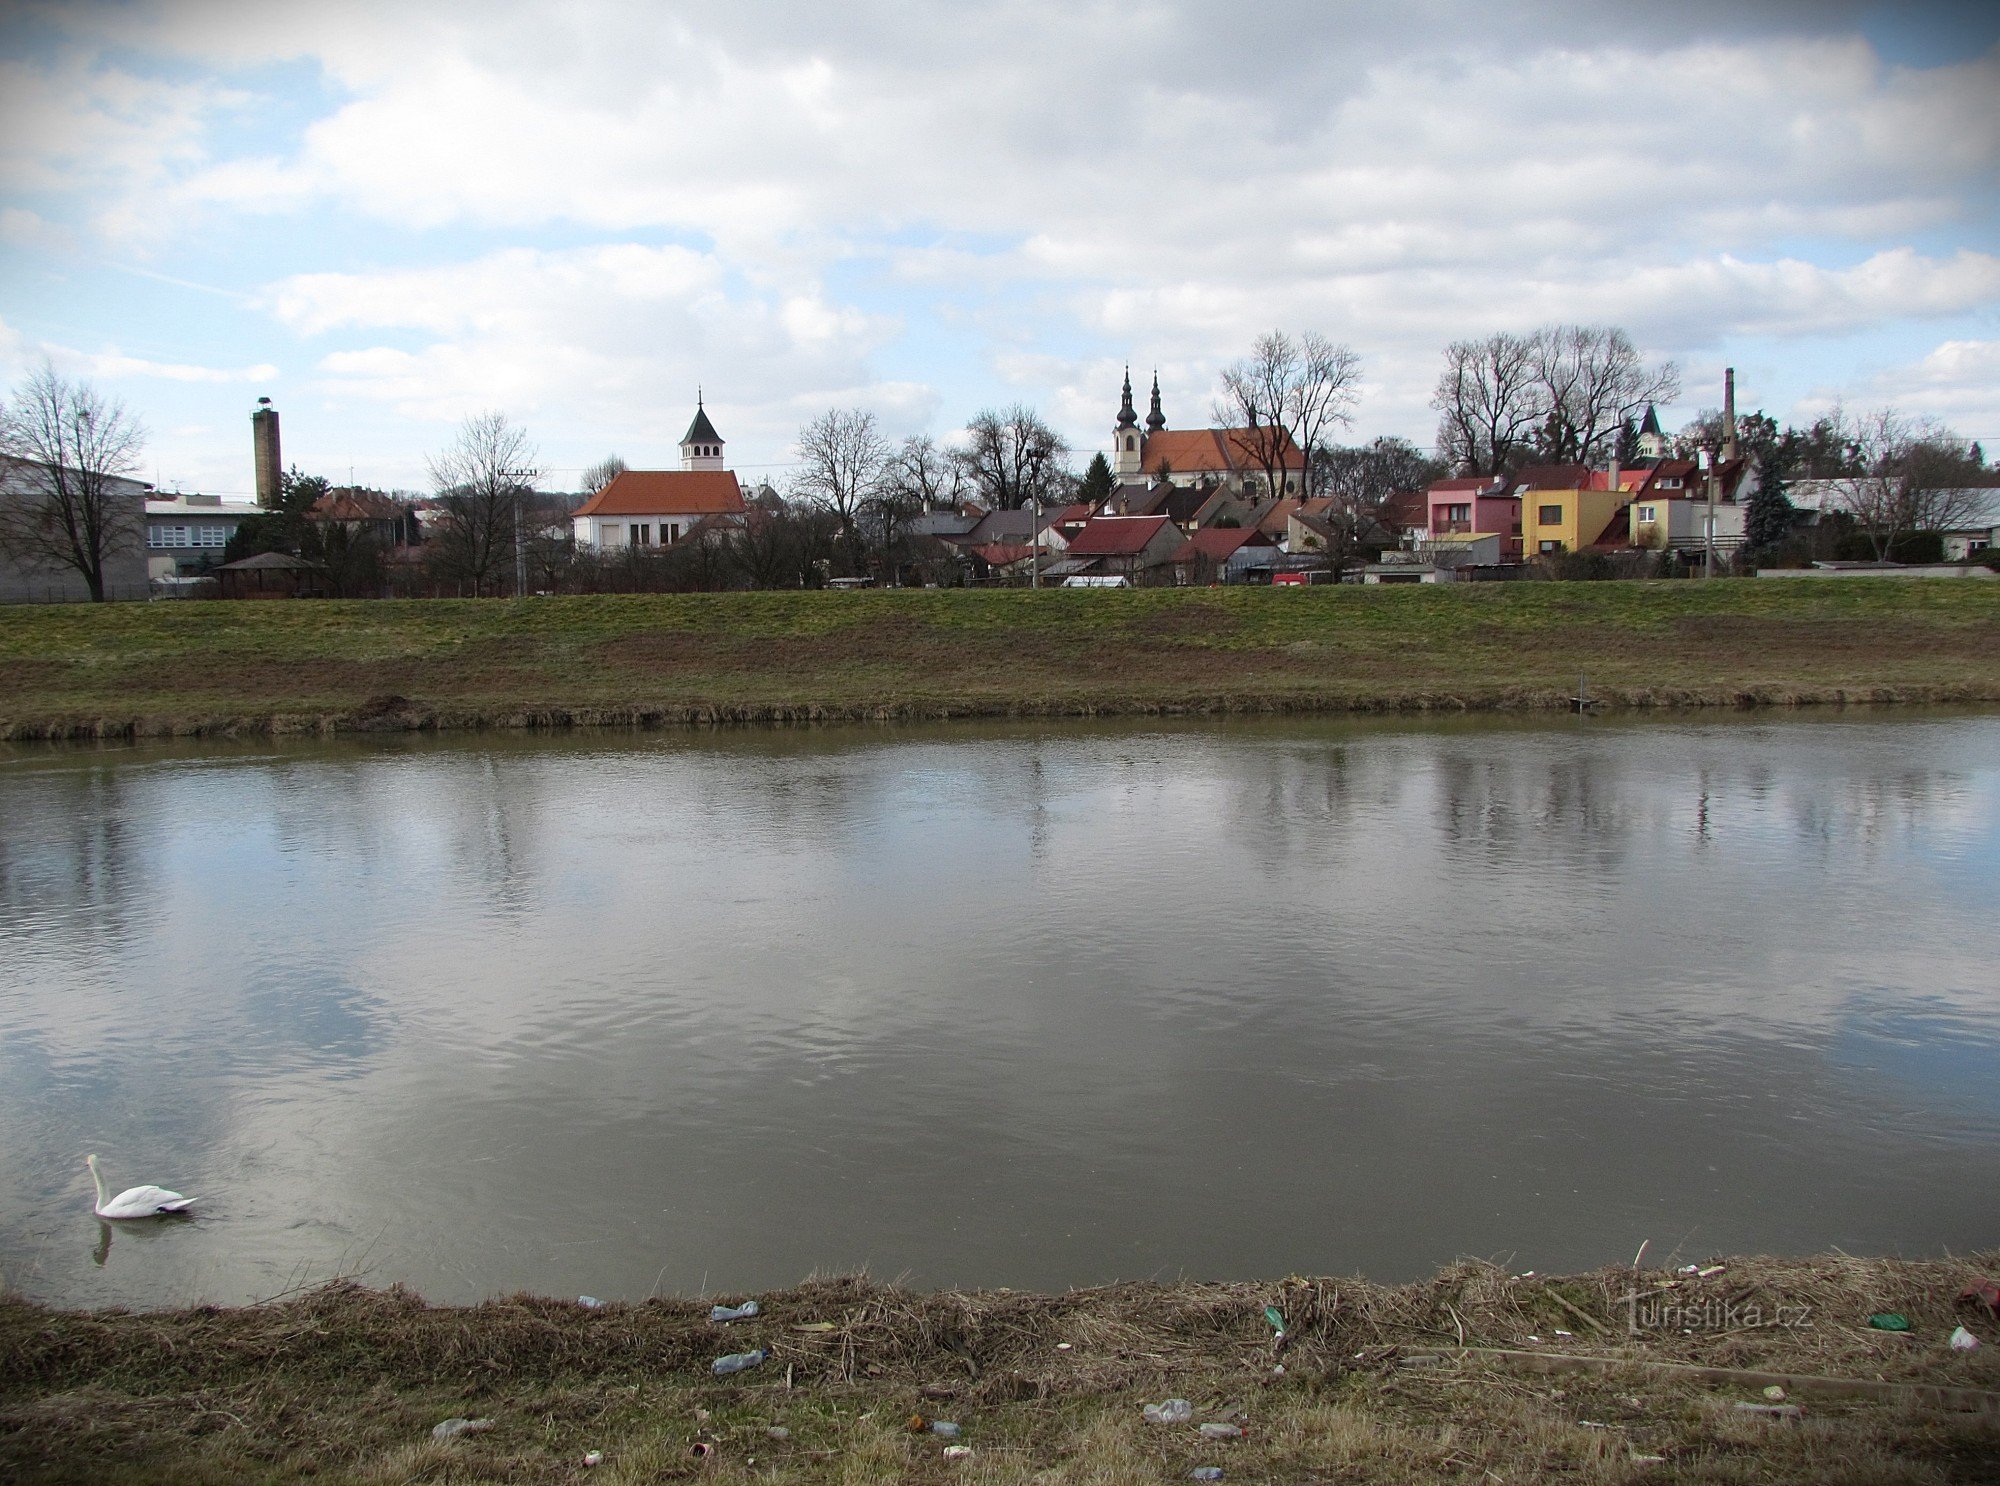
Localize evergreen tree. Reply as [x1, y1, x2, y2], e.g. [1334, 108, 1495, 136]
[223, 466, 328, 562]
[1078, 451, 1114, 509]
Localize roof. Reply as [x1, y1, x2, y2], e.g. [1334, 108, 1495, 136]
[218, 551, 320, 571]
[573, 470, 746, 518]
[1381, 489, 1428, 529]
[310, 488, 405, 521]
[1065, 514, 1175, 557]
[1640, 405, 1663, 436]
[681, 403, 723, 446]
[1428, 476, 1507, 496]
[1171, 527, 1262, 563]
[1143, 426, 1304, 478]
[1513, 465, 1593, 491]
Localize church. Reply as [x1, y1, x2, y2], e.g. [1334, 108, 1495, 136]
[570, 399, 748, 550]
[1107, 369, 1306, 498]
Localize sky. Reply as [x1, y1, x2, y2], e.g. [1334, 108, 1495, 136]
[1, 0, 1996, 498]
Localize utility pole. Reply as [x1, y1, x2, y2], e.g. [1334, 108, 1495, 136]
[1027, 447, 1046, 590]
[502, 467, 534, 597]
[1699, 445, 1717, 579]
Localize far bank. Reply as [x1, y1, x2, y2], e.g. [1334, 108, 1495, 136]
[2, 580, 1998, 741]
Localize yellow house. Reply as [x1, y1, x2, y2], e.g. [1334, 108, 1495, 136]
[1515, 466, 1628, 556]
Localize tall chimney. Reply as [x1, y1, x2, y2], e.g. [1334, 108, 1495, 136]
[252, 397, 282, 509]
[1722, 368, 1738, 464]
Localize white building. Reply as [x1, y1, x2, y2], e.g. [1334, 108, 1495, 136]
[572, 401, 748, 550]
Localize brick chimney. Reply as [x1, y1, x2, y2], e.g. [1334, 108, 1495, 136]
[251, 397, 282, 509]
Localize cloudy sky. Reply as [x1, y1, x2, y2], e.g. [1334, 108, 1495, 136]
[1, 0, 1996, 496]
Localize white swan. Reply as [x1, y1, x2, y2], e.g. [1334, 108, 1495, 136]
[86, 1154, 197, 1219]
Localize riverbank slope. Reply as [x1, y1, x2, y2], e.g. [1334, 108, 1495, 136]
[4, 1255, 1996, 1484]
[3, 581, 1998, 740]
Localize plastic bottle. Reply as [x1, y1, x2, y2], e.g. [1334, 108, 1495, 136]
[711, 1348, 768, 1376]
[710, 1300, 761, 1322]
[1143, 1399, 1193, 1424]
[1199, 1422, 1243, 1439]
[930, 1421, 962, 1438]
[1191, 1468, 1225, 1481]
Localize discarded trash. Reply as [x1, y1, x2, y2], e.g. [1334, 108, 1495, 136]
[1698, 1265, 1726, 1278]
[1199, 1422, 1244, 1439]
[1263, 1305, 1286, 1333]
[578, 1295, 604, 1309]
[1762, 1385, 1786, 1401]
[690, 1441, 715, 1458]
[1056, 1341, 1072, 1350]
[1143, 1399, 1194, 1424]
[1958, 1279, 2000, 1316]
[1633, 1455, 1666, 1466]
[930, 1422, 962, 1438]
[943, 1445, 974, 1460]
[1271, 1363, 1285, 1376]
[1526, 1335, 1542, 1343]
[1554, 1329, 1573, 1338]
[712, 1348, 769, 1376]
[711, 1300, 761, 1322]
[793, 1321, 836, 1332]
[1732, 1402, 1804, 1421]
[1190, 1468, 1225, 1481]
[766, 1426, 790, 1440]
[1400, 1354, 1442, 1368]
[1950, 1326, 1980, 1352]
[431, 1417, 494, 1441]
[583, 1450, 604, 1467]
[1868, 1313, 1911, 1331]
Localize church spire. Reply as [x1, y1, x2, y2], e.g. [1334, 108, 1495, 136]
[1145, 370, 1166, 432]
[1116, 366, 1138, 430]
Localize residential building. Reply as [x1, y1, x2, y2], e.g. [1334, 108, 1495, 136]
[1426, 476, 1521, 561]
[1168, 525, 1278, 584]
[1059, 513, 1185, 579]
[1515, 465, 1630, 556]
[571, 400, 748, 550]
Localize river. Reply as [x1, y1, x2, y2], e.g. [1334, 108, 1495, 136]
[2, 712, 1995, 1309]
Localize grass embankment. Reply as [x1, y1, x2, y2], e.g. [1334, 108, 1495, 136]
[4, 1257, 1997, 1484]
[2, 581, 1998, 740]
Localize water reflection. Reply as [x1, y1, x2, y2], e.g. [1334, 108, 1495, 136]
[1, 712, 1996, 1310]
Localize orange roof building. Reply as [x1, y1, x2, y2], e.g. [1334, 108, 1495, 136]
[571, 399, 748, 551]
[1108, 367, 1306, 498]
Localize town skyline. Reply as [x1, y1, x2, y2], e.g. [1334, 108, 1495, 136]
[2, 1, 1996, 495]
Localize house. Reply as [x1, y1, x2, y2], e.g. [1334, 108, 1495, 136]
[1623, 458, 1749, 555]
[1060, 513, 1184, 579]
[571, 400, 748, 550]
[1426, 476, 1521, 561]
[1108, 369, 1306, 498]
[0, 455, 151, 603]
[1515, 465, 1630, 556]
[309, 487, 422, 549]
[145, 492, 261, 579]
[1167, 525, 1277, 584]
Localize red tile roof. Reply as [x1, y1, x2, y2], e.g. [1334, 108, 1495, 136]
[1143, 427, 1305, 478]
[311, 488, 406, 521]
[1171, 527, 1262, 563]
[1512, 465, 1593, 491]
[573, 470, 746, 518]
[1065, 514, 1175, 556]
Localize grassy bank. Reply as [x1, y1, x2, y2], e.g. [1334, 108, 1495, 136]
[2, 581, 1998, 740]
[4, 1256, 1997, 1484]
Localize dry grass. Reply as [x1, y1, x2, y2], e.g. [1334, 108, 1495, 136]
[1, 582, 1997, 739]
[3, 1256, 1997, 1483]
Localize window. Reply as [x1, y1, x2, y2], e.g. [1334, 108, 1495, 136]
[667, 522, 682, 543]
[149, 524, 189, 548]
[1539, 540, 1560, 554]
[630, 523, 651, 545]
[1636, 505, 1656, 523]
[1538, 504, 1563, 524]
[194, 524, 228, 547]
[1124, 435, 1135, 452]
[1445, 504, 1470, 523]
[1657, 477, 1681, 490]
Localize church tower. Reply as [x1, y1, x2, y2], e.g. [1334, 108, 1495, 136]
[680, 392, 725, 471]
[1113, 367, 1143, 478]
[1146, 371, 1166, 434]
[1636, 404, 1666, 461]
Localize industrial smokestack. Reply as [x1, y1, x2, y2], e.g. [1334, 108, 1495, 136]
[1722, 368, 1738, 464]
[252, 397, 282, 509]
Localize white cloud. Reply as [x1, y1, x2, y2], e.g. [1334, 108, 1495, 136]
[1847, 340, 2000, 434]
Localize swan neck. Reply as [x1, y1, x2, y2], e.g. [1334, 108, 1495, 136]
[87, 1157, 107, 1209]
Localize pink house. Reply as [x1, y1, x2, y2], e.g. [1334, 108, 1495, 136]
[1427, 476, 1522, 561]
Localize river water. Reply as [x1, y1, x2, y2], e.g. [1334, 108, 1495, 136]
[2, 713, 1996, 1310]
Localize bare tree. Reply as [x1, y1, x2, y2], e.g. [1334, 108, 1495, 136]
[426, 411, 539, 596]
[579, 455, 627, 498]
[0, 362, 147, 601]
[1530, 325, 1679, 465]
[1215, 331, 1362, 499]
[957, 405, 1067, 511]
[884, 434, 966, 511]
[792, 408, 890, 573]
[1432, 332, 1544, 475]
[1826, 408, 1986, 560]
